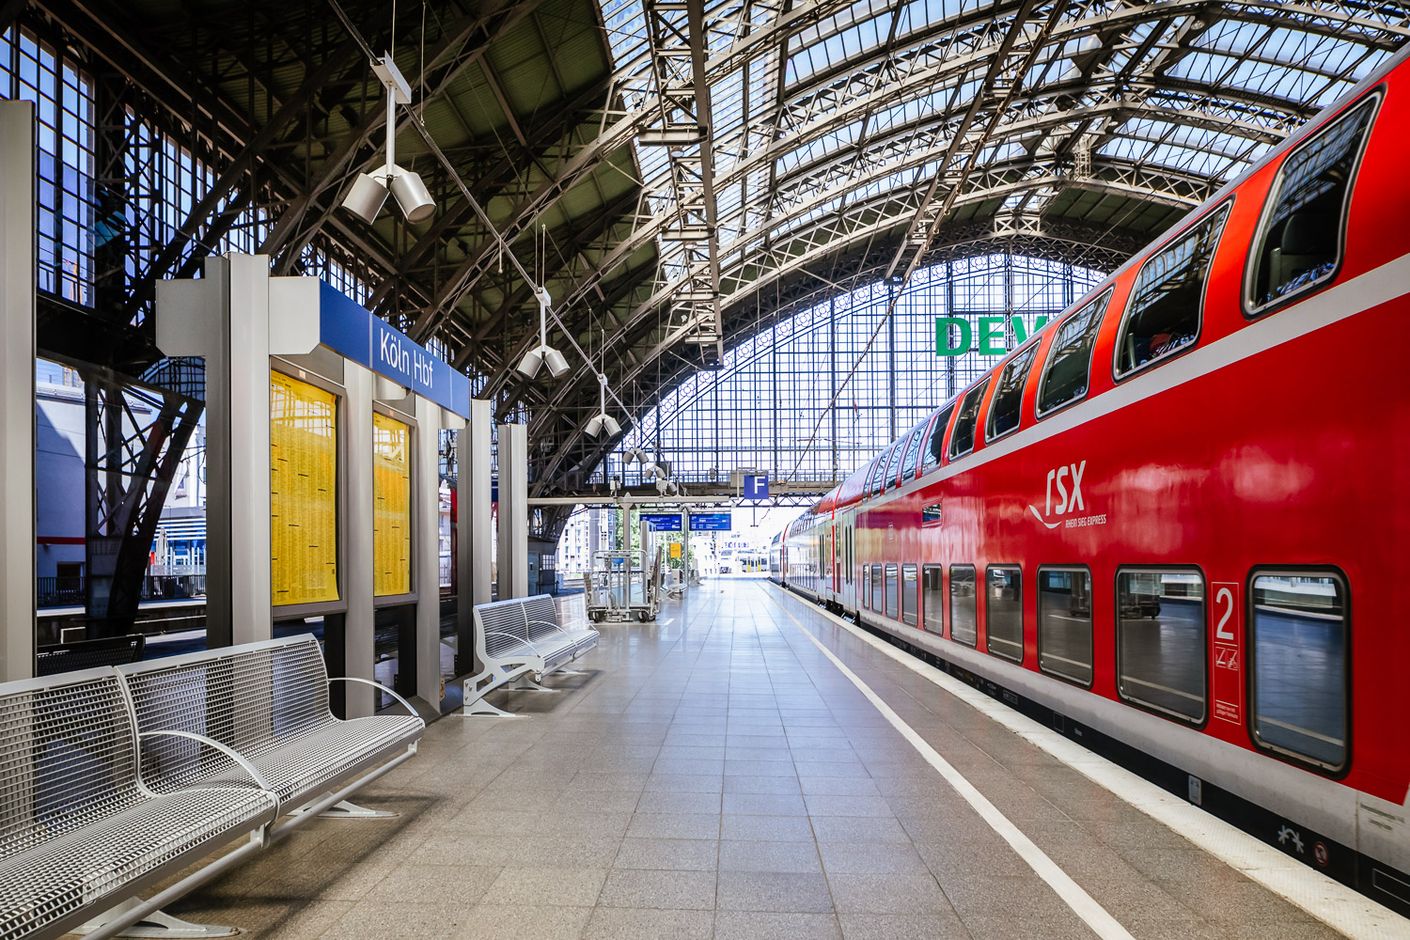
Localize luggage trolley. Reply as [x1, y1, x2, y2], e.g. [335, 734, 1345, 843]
[584, 550, 662, 622]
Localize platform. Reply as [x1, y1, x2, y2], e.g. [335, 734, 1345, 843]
[150, 579, 1349, 939]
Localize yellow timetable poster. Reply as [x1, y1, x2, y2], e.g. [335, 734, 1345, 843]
[373, 412, 412, 596]
[270, 371, 339, 605]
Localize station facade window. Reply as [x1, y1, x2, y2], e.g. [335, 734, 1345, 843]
[1116, 569, 1206, 724]
[1249, 571, 1348, 772]
[922, 565, 943, 635]
[1247, 96, 1377, 314]
[1115, 202, 1231, 378]
[986, 346, 1039, 441]
[884, 564, 899, 619]
[1037, 567, 1093, 686]
[950, 565, 977, 647]
[901, 564, 918, 626]
[948, 378, 991, 460]
[985, 566, 1022, 663]
[1036, 289, 1111, 417]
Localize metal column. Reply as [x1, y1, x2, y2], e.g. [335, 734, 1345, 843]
[455, 398, 492, 675]
[0, 102, 35, 680]
[343, 363, 375, 717]
[496, 422, 529, 599]
[413, 396, 443, 708]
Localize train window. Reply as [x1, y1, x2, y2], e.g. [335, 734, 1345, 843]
[1037, 567, 1093, 686]
[900, 426, 925, 482]
[901, 564, 918, 626]
[870, 564, 883, 610]
[985, 566, 1023, 663]
[922, 404, 954, 473]
[862, 458, 879, 500]
[986, 346, 1039, 442]
[949, 565, 977, 647]
[884, 564, 899, 619]
[1248, 97, 1376, 314]
[1116, 569, 1206, 724]
[1115, 202, 1232, 379]
[869, 452, 889, 497]
[947, 378, 991, 460]
[922, 565, 944, 635]
[1036, 289, 1112, 418]
[1249, 571, 1348, 772]
[861, 565, 870, 609]
[882, 445, 904, 493]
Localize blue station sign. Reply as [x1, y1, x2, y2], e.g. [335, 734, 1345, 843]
[688, 511, 733, 532]
[318, 281, 472, 419]
[742, 474, 769, 500]
[640, 512, 683, 532]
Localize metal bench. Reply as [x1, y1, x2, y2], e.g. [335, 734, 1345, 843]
[463, 594, 599, 717]
[119, 634, 424, 834]
[0, 668, 277, 940]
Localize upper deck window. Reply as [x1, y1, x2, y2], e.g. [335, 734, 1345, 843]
[1115, 202, 1231, 379]
[869, 449, 890, 497]
[899, 425, 925, 482]
[882, 441, 905, 491]
[922, 404, 954, 473]
[1036, 289, 1111, 417]
[1247, 96, 1377, 314]
[947, 378, 990, 461]
[986, 344, 1039, 441]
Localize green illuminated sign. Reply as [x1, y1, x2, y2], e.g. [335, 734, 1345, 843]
[935, 315, 1050, 356]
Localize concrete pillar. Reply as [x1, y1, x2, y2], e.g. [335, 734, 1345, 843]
[497, 422, 529, 599]
[456, 399, 492, 674]
[0, 102, 35, 680]
[156, 253, 318, 648]
[413, 396, 443, 708]
[343, 363, 375, 717]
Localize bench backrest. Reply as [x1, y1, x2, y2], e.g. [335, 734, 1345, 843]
[119, 635, 331, 789]
[0, 670, 140, 861]
[522, 595, 561, 642]
[474, 595, 559, 658]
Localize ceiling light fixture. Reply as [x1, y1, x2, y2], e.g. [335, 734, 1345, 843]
[584, 372, 621, 438]
[340, 54, 436, 224]
[515, 286, 570, 379]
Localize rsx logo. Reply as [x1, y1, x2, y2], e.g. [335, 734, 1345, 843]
[1027, 460, 1089, 530]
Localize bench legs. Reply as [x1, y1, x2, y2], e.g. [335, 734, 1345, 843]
[77, 901, 238, 939]
[461, 664, 533, 717]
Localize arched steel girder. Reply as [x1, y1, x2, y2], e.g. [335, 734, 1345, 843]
[525, 217, 1146, 493]
[387, 1, 1232, 341]
[503, 157, 1208, 403]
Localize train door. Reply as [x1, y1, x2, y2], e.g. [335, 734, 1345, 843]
[831, 524, 840, 594]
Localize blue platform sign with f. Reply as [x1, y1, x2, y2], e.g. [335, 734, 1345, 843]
[743, 473, 769, 500]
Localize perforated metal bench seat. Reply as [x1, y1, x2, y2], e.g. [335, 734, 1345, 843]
[0, 669, 275, 940]
[120, 635, 424, 814]
[0, 786, 274, 940]
[464, 595, 599, 716]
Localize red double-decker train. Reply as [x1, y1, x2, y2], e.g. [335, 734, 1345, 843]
[776, 45, 1410, 911]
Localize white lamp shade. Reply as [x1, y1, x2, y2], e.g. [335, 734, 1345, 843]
[543, 346, 570, 378]
[516, 346, 544, 379]
[341, 172, 390, 223]
[585, 414, 605, 437]
[602, 414, 622, 436]
[389, 167, 436, 222]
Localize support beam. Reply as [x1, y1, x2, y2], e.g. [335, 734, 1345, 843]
[343, 362, 376, 717]
[496, 423, 529, 600]
[413, 396, 443, 710]
[0, 101, 35, 680]
[455, 399, 492, 676]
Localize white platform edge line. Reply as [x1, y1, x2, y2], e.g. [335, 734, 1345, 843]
[771, 584, 1405, 939]
[764, 587, 1136, 940]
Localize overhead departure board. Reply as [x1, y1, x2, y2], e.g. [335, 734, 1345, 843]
[373, 412, 412, 596]
[269, 371, 339, 606]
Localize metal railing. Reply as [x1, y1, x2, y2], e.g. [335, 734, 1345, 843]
[37, 573, 208, 608]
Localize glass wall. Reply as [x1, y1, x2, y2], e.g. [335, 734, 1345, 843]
[617, 252, 1103, 486]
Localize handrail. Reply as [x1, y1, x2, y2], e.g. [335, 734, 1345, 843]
[327, 676, 423, 720]
[525, 618, 572, 639]
[138, 729, 276, 793]
[482, 630, 546, 656]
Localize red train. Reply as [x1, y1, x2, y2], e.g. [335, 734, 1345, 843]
[776, 45, 1410, 911]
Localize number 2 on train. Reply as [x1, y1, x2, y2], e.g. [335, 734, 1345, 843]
[1211, 582, 1242, 726]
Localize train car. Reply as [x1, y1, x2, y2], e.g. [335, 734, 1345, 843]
[767, 533, 783, 583]
[777, 45, 1410, 913]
